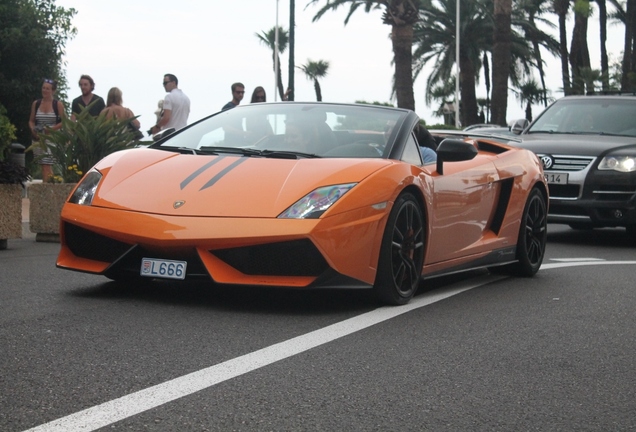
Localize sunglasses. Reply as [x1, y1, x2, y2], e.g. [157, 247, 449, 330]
[162, 80, 173, 86]
[254, 95, 265, 101]
[44, 79, 55, 85]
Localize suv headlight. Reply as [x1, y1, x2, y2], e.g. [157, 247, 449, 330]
[598, 156, 636, 173]
[279, 183, 357, 219]
[69, 169, 102, 205]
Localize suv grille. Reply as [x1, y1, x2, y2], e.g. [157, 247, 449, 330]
[547, 184, 580, 199]
[543, 155, 594, 171]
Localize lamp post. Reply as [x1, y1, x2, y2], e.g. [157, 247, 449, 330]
[455, 0, 460, 128]
[274, 0, 280, 101]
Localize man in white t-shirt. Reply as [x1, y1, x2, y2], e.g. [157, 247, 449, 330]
[150, 74, 190, 135]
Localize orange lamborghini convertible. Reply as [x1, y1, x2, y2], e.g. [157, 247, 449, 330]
[57, 103, 548, 305]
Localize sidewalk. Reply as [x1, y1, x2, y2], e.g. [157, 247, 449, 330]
[22, 197, 34, 239]
[22, 197, 29, 223]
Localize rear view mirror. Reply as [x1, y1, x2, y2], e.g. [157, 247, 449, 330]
[510, 119, 529, 135]
[436, 139, 478, 175]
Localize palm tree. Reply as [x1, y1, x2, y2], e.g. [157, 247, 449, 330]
[414, 0, 558, 126]
[552, 0, 572, 94]
[256, 26, 289, 100]
[515, 0, 560, 106]
[576, 66, 603, 93]
[608, 0, 636, 91]
[414, 0, 493, 126]
[288, 0, 296, 100]
[308, 0, 426, 111]
[298, 60, 330, 101]
[511, 78, 548, 121]
[482, 53, 491, 122]
[597, 0, 610, 91]
[569, 0, 592, 94]
[624, 0, 636, 91]
[491, 0, 513, 126]
[424, 76, 457, 124]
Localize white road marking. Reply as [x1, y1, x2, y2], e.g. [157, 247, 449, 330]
[550, 258, 605, 262]
[24, 273, 505, 432]
[24, 259, 636, 431]
[541, 260, 636, 270]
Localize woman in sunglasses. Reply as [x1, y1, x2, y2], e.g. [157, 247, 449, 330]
[250, 86, 267, 103]
[28, 79, 66, 181]
[245, 86, 274, 144]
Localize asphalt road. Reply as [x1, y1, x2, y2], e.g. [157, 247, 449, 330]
[1, 224, 635, 431]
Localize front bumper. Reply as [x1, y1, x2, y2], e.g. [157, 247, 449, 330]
[547, 169, 636, 227]
[548, 197, 636, 227]
[56, 203, 388, 288]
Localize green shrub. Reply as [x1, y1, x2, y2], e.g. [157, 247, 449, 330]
[0, 160, 29, 185]
[28, 103, 138, 183]
[0, 105, 17, 161]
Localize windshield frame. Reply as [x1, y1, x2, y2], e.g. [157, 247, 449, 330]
[150, 102, 410, 159]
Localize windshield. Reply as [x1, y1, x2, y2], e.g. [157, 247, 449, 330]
[528, 98, 636, 137]
[154, 103, 406, 158]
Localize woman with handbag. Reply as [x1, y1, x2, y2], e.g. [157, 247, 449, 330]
[101, 87, 143, 140]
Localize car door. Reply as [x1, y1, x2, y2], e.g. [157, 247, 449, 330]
[424, 151, 500, 264]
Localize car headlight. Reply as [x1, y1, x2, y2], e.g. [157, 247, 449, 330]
[68, 169, 102, 205]
[279, 183, 357, 219]
[598, 156, 636, 172]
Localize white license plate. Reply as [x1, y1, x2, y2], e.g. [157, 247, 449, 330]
[140, 258, 187, 280]
[544, 172, 568, 184]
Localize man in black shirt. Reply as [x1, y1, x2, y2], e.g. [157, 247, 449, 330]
[70, 74, 105, 120]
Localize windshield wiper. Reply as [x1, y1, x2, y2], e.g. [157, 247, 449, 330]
[259, 150, 321, 159]
[196, 146, 320, 159]
[527, 130, 558, 134]
[568, 131, 628, 137]
[199, 146, 262, 156]
[157, 146, 204, 155]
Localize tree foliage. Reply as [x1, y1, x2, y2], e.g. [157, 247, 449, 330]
[308, 0, 427, 111]
[0, 0, 76, 149]
[256, 26, 290, 100]
[0, 104, 17, 160]
[298, 59, 330, 101]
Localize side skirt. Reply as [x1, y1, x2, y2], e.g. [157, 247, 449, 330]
[422, 246, 517, 280]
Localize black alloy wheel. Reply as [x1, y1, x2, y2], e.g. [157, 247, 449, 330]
[374, 193, 425, 305]
[490, 187, 547, 276]
[514, 188, 548, 276]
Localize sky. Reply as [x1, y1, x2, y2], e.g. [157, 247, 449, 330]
[54, 0, 624, 136]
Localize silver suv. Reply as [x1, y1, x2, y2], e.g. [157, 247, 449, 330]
[512, 94, 636, 237]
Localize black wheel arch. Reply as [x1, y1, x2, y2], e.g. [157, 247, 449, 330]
[399, 185, 428, 231]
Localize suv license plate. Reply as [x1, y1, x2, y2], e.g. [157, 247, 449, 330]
[141, 258, 187, 280]
[544, 173, 568, 184]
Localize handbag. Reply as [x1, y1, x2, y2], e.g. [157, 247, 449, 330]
[128, 123, 144, 141]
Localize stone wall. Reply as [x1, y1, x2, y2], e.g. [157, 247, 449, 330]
[28, 183, 77, 242]
[0, 184, 23, 240]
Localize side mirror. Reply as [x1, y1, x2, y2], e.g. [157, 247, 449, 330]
[436, 139, 478, 175]
[510, 119, 529, 135]
[152, 128, 176, 142]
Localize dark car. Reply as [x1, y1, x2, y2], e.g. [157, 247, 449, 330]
[510, 94, 636, 237]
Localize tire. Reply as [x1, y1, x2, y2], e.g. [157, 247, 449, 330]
[490, 188, 547, 276]
[374, 193, 425, 305]
[512, 188, 548, 276]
